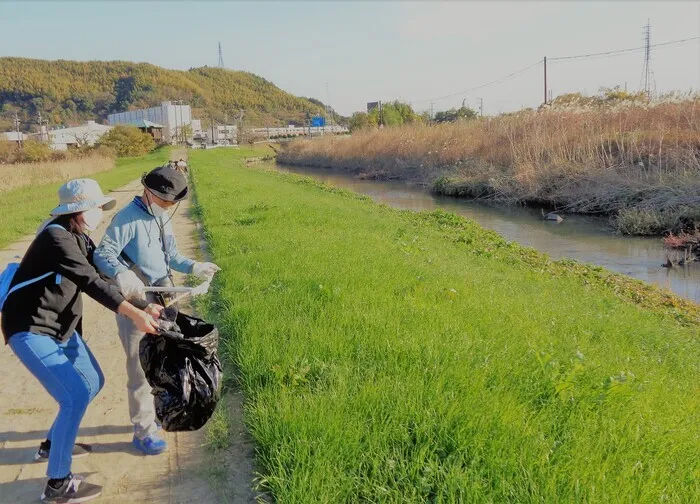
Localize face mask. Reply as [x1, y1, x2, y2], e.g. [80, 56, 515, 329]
[82, 207, 104, 231]
[148, 202, 168, 218]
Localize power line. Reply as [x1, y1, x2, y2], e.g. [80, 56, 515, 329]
[641, 20, 652, 100]
[413, 59, 544, 104]
[549, 35, 699, 62]
[392, 33, 698, 111]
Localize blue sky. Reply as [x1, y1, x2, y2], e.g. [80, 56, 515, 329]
[1, 1, 698, 116]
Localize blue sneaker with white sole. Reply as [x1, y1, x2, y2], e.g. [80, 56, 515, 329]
[132, 433, 168, 455]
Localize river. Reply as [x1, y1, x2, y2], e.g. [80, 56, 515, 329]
[276, 163, 700, 303]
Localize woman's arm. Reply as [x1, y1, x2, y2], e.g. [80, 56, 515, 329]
[117, 301, 160, 334]
[47, 228, 126, 312]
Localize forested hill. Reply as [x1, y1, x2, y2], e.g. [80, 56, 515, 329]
[0, 57, 336, 129]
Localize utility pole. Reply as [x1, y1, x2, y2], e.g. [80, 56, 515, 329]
[641, 19, 652, 100]
[478, 97, 483, 117]
[239, 109, 244, 144]
[325, 82, 333, 129]
[13, 111, 22, 149]
[210, 114, 215, 145]
[178, 102, 183, 145]
[36, 111, 48, 142]
[543, 56, 548, 105]
[430, 101, 434, 122]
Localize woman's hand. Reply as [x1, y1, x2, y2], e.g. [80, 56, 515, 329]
[132, 310, 160, 334]
[117, 301, 161, 334]
[145, 303, 164, 320]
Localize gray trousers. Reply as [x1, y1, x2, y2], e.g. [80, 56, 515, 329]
[117, 311, 158, 440]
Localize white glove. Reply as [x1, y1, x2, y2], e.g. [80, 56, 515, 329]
[191, 262, 221, 279]
[116, 270, 145, 300]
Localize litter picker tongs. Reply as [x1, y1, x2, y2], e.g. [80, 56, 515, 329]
[143, 280, 211, 307]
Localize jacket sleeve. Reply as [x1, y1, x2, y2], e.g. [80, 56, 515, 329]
[164, 221, 196, 274]
[48, 229, 125, 312]
[93, 215, 134, 279]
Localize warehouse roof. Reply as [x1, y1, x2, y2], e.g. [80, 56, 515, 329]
[130, 119, 164, 129]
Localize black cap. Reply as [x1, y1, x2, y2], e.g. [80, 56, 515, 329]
[142, 166, 189, 202]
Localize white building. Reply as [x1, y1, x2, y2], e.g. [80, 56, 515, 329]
[48, 121, 113, 151]
[108, 101, 193, 144]
[1, 131, 28, 142]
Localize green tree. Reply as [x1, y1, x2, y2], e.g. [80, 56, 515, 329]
[434, 106, 478, 123]
[97, 125, 155, 157]
[349, 111, 378, 132]
[381, 105, 403, 126]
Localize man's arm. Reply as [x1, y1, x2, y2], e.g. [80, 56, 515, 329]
[93, 215, 135, 279]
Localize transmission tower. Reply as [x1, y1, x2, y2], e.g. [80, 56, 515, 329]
[640, 20, 652, 100]
[218, 42, 225, 68]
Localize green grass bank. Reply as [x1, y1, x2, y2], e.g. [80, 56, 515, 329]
[190, 148, 698, 503]
[0, 149, 169, 248]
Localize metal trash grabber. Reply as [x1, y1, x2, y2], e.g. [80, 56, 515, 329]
[143, 280, 211, 307]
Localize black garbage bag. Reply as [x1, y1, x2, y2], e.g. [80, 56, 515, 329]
[139, 308, 222, 432]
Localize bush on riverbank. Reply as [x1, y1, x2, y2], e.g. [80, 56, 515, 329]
[97, 125, 156, 157]
[191, 148, 699, 502]
[279, 98, 700, 235]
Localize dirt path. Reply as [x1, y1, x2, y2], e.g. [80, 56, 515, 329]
[0, 173, 226, 503]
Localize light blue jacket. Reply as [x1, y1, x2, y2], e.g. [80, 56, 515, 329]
[93, 198, 195, 285]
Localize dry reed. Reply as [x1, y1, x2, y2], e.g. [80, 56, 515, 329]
[0, 154, 115, 193]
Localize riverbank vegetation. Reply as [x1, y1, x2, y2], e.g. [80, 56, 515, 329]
[0, 153, 114, 193]
[191, 148, 698, 502]
[280, 95, 700, 235]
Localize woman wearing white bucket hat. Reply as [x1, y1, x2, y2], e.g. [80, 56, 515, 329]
[1, 178, 163, 504]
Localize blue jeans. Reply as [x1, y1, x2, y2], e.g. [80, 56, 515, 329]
[9, 331, 104, 478]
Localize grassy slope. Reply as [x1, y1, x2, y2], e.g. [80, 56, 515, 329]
[0, 149, 168, 248]
[191, 149, 699, 503]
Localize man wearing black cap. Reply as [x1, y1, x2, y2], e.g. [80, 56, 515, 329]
[94, 165, 220, 455]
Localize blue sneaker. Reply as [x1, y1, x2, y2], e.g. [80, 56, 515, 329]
[132, 434, 168, 455]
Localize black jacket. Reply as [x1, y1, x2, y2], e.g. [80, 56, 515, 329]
[2, 218, 125, 343]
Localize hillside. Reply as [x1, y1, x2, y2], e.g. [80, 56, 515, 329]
[0, 57, 337, 129]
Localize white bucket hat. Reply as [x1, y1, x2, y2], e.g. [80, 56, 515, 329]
[50, 178, 117, 216]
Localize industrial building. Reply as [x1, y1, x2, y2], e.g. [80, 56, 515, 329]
[108, 101, 193, 144]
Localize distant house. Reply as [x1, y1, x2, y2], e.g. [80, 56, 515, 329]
[49, 121, 112, 151]
[128, 119, 164, 142]
[1, 131, 28, 142]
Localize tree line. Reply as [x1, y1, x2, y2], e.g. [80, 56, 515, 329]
[348, 101, 479, 132]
